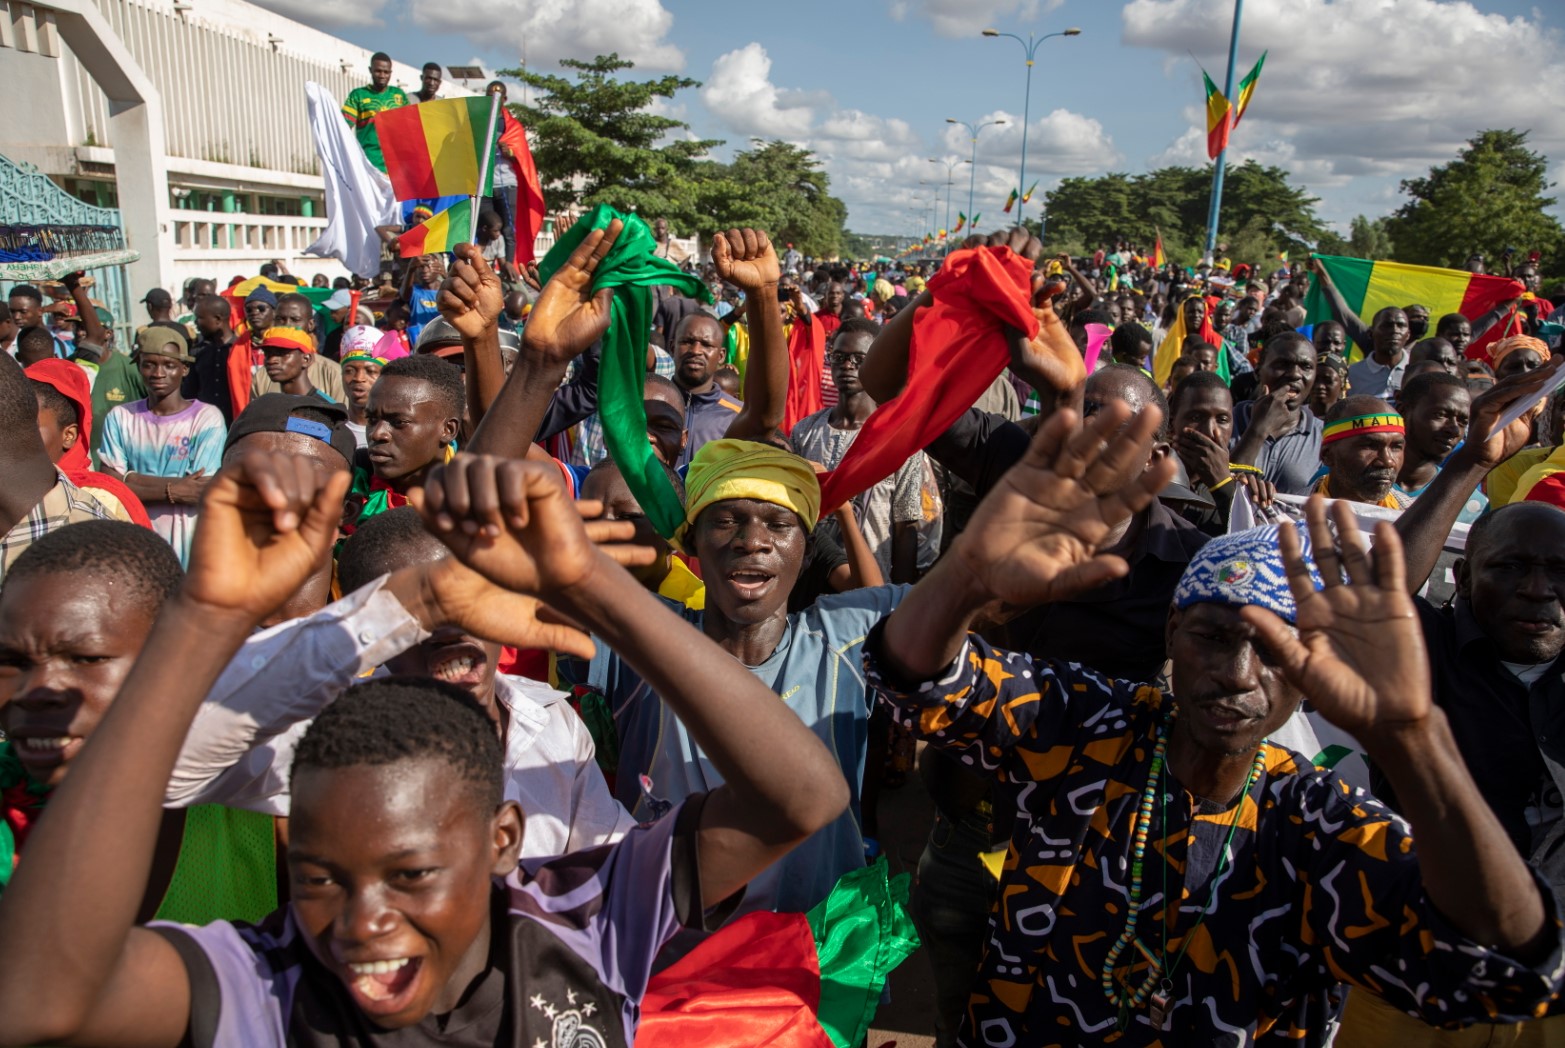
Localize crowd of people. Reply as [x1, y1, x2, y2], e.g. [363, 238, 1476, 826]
[4, 114, 1565, 1047]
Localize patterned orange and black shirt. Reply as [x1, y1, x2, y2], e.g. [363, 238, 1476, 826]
[863, 624, 1565, 1046]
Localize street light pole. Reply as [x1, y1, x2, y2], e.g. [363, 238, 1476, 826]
[983, 26, 1081, 234]
[928, 157, 970, 253]
[946, 117, 1006, 228]
[1204, 0, 1246, 258]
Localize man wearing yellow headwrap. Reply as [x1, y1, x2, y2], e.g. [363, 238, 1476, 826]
[558, 436, 911, 932]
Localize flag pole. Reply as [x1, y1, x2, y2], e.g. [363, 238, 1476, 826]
[1203, 0, 1244, 260]
[472, 91, 502, 245]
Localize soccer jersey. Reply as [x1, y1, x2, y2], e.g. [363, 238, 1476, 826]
[97, 399, 225, 566]
[341, 84, 409, 171]
[149, 796, 734, 1047]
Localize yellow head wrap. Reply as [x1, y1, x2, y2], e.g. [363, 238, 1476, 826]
[675, 439, 822, 553]
[1491, 334, 1551, 370]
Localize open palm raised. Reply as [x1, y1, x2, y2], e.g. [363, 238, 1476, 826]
[956, 401, 1175, 608]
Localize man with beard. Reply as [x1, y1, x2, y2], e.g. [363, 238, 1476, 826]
[1231, 332, 1323, 495]
[97, 327, 226, 565]
[1315, 394, 1411, 508]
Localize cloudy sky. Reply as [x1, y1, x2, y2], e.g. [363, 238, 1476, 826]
[264, 0, 1563, 238]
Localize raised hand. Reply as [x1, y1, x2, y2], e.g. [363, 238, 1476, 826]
[955, 401, 1174, 607]
[1007, 287, 1087, 395]
[182, 450, 350, 624]
[522, 219, 621, 364]
[437, 242, 505, 342]
[420, 557, 597, 659]
[1241, 497, 1431, 739]
[416, 453, 611, 596]
[1455, 362, 1564, 470]
[712, 228, 780, 292]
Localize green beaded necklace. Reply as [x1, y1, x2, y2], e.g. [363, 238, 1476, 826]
[1101, 708, 1267, 1031]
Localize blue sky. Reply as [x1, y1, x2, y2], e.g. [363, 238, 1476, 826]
[265, 0, 1564, 239]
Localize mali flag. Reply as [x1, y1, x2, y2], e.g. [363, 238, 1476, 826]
[953, 212, 966, 234]
[1204, 71, 1232, 159]
[398, 198, 472, 258]
[376, 96, 498, 201]
[1153, 232, 1166, 268]
[1233, 51, 1267, 129]
[1302, 254, 1526, 363]
[1002, 188, 1019, 213]
[1021, 180, 1039, 204]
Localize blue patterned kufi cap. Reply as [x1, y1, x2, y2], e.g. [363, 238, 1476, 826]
[1173, 524, 1323, 624]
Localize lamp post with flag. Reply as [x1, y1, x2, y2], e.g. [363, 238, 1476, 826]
[946, 116, 1006, 235]
[981, 25, 1080, 234]
[1204, 0, 1245, 258]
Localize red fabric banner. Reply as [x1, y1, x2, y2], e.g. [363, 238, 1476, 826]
[817, 245, 1040, 515]
[498, 111, 547, 266]
[636, 911, 832, 1048]
[783, 312, 825, 435]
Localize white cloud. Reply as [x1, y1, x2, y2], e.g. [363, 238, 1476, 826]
[407, 0, 683, 71]
[249, 0, 385, 28]
[701, 45, 1113, 232]
[1122, 0, 1564, 222]
[701, 44, 814, 139]
[890, 0, 1065, 39]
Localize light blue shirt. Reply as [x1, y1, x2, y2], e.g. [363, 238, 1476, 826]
[559, 584, 909, 915]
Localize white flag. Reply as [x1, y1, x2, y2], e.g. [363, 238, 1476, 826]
[303, 81, 398, 278]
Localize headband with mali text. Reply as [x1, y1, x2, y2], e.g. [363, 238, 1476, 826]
[1321, 412, 1404, 446]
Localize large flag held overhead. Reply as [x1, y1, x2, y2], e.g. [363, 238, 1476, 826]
[376, 95, 499, 201]
[398, 198, 472, 258]
[1203, 71, 1232, 159]
[1233, 51, 1267, 128]
[303, 82, 399, 278]
[1301, 254, 1526, 363]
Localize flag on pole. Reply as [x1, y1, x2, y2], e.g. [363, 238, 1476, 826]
[1002, 188, 1019, 213]
[1020, 181, 1039, 204]
[1301, 254, 1526, 363]
[397, 198, 473, 257]
[1203, 71, 1232, 159]
[376, 96, 497, 200]
[497, 109, 547, 265]
[1232, 51, 1268, 129]
[302, 82, 399, 278]
[1153, 231, 1166, 268]
[970, 212, 981, 228]
[953, 212, 966, 234]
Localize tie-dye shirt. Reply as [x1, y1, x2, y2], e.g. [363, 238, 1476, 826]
[862, 624, 1565, 1047]
[97, 398, 225, 566]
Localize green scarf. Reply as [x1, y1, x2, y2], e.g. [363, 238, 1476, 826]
[538, 206, 711, 538]
[806, 858, 920, 1048]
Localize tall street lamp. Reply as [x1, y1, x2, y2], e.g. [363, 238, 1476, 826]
[982, 25, 1081, 232]
[946, 116, 1006, 229]
[929, 157, 970, 253]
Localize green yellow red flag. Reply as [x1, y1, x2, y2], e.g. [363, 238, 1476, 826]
[1233, 51, 1267, 129]
[376, 95, 497, 200]
[397, 198, 473, 258]
[1204, 71, 1232, 159]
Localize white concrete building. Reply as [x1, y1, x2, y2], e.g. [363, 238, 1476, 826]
[1, 0, 481, 298]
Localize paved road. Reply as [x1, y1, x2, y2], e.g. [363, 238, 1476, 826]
[868, 750, 940, 1048]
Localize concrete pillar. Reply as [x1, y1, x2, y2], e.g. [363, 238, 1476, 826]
[41, 0, 174, 297]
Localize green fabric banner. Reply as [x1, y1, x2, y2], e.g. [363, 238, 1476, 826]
[538, 206, 710, 538]
[806, 858, 921, 1048]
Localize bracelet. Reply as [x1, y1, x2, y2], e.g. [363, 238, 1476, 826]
[166, 482, 174, 505]
[1228, 463, 1263, 476]
[1209, 475, 1235, 491]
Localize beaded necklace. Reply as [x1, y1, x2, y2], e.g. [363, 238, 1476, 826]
[1100, 708, 1268, 1031]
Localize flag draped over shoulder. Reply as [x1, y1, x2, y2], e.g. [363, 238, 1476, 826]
[1301, 254, 1525, 363]
[817, 245, 1048, 515]
[398, 199, 471, 257]
[303, 82, 399, 278]
[1233, 51, 1267, 128]
[1152, 296, 1223, 387]
[376, 96, 497, 200]
[1203, 71, 1232, 159]
[538, 206, 710, 539]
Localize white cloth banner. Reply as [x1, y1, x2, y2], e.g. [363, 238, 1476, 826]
[302, 81, 399, 278]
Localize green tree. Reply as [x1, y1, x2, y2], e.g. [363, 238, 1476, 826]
[502, 54, 721, 225]
[1345, 215, 1394, 260]
[1386, 129, 1563, 269]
